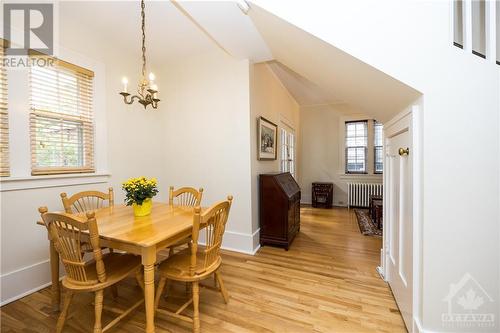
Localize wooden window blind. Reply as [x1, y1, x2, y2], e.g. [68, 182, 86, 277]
[29, 57, 95, 175]
[0, 41, 9, 177]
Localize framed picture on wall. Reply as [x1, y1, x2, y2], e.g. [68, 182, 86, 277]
[258, 117, 278, 160]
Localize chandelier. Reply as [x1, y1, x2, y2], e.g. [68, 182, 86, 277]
[119, 0, 160, 109]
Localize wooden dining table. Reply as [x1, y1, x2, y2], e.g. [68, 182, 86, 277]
[38, 202, 198, 333]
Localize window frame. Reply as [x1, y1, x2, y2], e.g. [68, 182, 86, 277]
[29, 54, 95, 176]
[280, 126, 296, 178]
[345, 120, 368, 174]
[0, 39, 9, 177]
[374, 121, 383, 174]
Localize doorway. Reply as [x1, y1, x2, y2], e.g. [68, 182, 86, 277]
[382, 107, 421, 332]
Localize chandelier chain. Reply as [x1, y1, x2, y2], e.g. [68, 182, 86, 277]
[119, 0, 160, 109]
[141, 0, 146, 79]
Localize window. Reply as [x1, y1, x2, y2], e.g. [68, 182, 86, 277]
[29, 56, 95, 175]
[497, 0, 500, 65]
[374, 121, 383, 173]
[471, 0, 486, 58]
[453, 0, 464, 48]
[345, 121, 367, 173]
[280, 127, 295, 178]
[0, 41, 9, 176]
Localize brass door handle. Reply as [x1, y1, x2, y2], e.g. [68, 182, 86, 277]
[399, 147, 409, 156]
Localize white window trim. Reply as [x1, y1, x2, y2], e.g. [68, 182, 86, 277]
[338, 115, 380, 176]
[1, 45, 109, 190]
[0, 172, 110, 192]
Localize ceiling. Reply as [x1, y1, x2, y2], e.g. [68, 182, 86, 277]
[59, 0, 272, 65]
[59, 1, 420, 121]
[267, 61, 343, 107]
[248, 4, 421, 122]
[59, 1, 218, 65]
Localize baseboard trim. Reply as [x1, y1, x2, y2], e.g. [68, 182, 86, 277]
[1, 259, 64, 306]
[220, 229, 259, 254]
[1, 281, 53, 307]
[197, 228, 261, 255]
[413, 316, 440, 333]
[376, 266, 385, 280]
[300, 200, 347, 208]
[221, 243, 261, 255]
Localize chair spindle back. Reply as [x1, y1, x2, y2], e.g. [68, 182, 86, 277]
[61, 188, 114, 214]
[190, 196, 233, 276]
[38, 207, 106, 285]
[169, 186, 203, 207]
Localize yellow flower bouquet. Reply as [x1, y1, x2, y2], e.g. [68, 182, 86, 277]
[122, 177, 159, 216]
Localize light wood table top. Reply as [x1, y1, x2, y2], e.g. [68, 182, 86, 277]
[38, 202, 200, 248]
[79, 202, 198, 247]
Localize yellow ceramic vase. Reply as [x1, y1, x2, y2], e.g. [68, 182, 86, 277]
[133, 198, 152, 217]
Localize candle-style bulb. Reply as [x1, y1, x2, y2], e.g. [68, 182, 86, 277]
[148, 72, 155, 81]
[122, 77, 128, 93]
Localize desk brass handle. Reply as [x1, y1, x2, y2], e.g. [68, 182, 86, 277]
[399, 147, 409, 156]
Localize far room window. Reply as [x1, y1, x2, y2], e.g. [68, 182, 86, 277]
[471, 0, 486, 58]
[29, 56, 95, 175]
[345, 120, 367, 173]
[453, 0, 464, 48]
[497, 0, 500, 65]
[374, 121, 383, 174]
[280, 127, 295, 178]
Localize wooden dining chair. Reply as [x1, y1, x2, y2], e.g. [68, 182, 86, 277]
[61, 188, 115, 261]
[169, 186, 203, 207]
[61, 188, 114, 214]
[154, 196, 233, 333]
[38, 207, 144, 333]
[167, 186, 204, 256]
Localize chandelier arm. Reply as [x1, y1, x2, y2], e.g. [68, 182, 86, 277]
[130, 95, 144, 104]
[121, 94, 143, 105]
[119, 93, 133, 105]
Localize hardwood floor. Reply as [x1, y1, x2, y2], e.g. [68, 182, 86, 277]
[0, 207, 406, 333]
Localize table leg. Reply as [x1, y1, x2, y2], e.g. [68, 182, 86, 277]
[50, 239, 60, 312]
[142, 247, 156, 333]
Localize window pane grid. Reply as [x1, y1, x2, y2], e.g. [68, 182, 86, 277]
[345, 121, 367, 173]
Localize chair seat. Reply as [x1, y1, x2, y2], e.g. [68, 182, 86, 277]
[62, 253, 141, 292]
[158, 248, 221, 282]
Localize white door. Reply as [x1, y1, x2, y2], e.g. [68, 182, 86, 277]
[385, 116, 413, 331]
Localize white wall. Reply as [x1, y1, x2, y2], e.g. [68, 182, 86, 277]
[298, 105, 382, 206]
[156, 50, 254, 253]
[251, 1, 500, 332]
[56, 8, 170, 203]
[249, 62, 300, 236]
